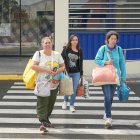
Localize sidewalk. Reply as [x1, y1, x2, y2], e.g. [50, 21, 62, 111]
[0, 57, 29, 80]
[0, 57, 140, 82]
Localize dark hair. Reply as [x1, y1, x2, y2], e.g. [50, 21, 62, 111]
[105, 31, 119, 44]
[66, 34, 81, 51]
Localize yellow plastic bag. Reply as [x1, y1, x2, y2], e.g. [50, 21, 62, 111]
[23, 59, 36, 89]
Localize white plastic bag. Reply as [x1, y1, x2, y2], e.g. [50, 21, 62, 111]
[83, 79, 90, 98]
[78, 78, 90, 98]
[34, 80, 50, 97]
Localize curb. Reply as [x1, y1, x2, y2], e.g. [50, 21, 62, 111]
[0, 75, 23, 80]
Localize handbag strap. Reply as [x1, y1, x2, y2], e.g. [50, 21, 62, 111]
[50, 51, 54, 80]
[64, 69, 69, 76]
[106, 51, 112, 60]
[80, 78, 83, 86]
[51, 51, 54, 70]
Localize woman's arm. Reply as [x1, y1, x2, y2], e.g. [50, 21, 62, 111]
[31, 61, 52, 74]
[95, 46, 106, 66]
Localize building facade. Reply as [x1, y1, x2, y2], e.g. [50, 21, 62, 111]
[0, 0, 140, 60]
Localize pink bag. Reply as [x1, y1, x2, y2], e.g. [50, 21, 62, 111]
[92, 65, 119, 86]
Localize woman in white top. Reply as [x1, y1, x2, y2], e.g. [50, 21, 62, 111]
[31, 36, 65, 132]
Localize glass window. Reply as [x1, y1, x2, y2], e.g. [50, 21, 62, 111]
[0, 0, 54, 56]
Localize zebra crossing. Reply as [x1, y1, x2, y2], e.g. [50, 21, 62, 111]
[0, 81, 140, 139]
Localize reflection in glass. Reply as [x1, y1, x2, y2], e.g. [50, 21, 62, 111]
[0, 0, 54, 56]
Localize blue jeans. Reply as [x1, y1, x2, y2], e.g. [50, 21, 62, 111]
[102, 84, 116, 118]
[64, 72, 80, 106]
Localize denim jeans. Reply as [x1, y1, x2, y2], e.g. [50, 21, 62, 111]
[102, 84, 116, 118]
[64, 72, 80, 106]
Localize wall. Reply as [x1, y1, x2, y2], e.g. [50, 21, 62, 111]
[54, 1, 140, 79]
[55, 0, 69, 53]
[70, 32, 140, 60]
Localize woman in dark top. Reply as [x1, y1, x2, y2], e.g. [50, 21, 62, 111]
[61, 34, 83, 112]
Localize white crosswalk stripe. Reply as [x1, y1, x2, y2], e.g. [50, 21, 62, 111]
[7, 89, 136, 94]
[3, 95, 140, 100]
[0, 102, 140, 107]
[0, 109, 140, 115]
[0, 128, 140, 135]
[0, 81, 140, 139]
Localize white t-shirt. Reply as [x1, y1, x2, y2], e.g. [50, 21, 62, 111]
[32, 50, 64, 89]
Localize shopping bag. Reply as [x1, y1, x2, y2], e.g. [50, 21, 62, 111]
[77, 78, 84, 96]
[59, 71, 73, 96]
[77, 78, 90, 98]
[92, 65, 119, 86]
[117, 81, 130, 101]
[23, 59, 36, 89]
[34, 80, 50, 97]
[83, 79, 90, 98]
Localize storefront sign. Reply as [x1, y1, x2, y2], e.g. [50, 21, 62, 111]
[14, 12, 29, 19]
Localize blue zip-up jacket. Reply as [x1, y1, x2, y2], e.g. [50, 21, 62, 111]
[94, 44, 127, 80]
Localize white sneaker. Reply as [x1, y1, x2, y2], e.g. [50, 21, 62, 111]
[103, 114, 106, 120]
[62, 101, 67, 110]
[70, 106, 76, 112]
[103, 113, 112, 120]
[105, 118, 112, 129]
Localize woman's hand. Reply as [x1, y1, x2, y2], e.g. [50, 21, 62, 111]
[51, 70, 58, 75]
[105, 60, 113, 65]
[46, 68, 52, 75]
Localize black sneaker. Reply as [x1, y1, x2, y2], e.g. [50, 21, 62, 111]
[40, 122, 48, 132]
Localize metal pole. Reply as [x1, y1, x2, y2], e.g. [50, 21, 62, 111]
[19, 0, 21, 56]
[124, 50, 126, 60]
[1, 0, 3, 22]
[9, 0, 10, 22]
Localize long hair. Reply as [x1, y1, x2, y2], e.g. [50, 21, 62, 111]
[66, 34, 81, 51]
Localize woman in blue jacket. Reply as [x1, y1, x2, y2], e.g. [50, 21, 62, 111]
[94, 31, 126, 129]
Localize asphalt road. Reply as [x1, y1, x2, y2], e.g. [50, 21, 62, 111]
[0, 81, 14, 99]
[128, 82, 140, 98]
[0, 80, 140, 140]
[0, 81, 140, 99]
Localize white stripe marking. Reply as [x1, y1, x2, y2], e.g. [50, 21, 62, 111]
[88, 86, 102, 89]
[7, 90, 135, 95]
[0, 128, 140, 135]
[11, 86, 26, 89]
[0, 109, 139, 115]
[7, 90, 34, 93]
[0, 102, 140, 108]
[13, 82, 101, 87]
[88, 91, 135, 95]
[0, 118, 139, 126]
[14, 82, 24, 85]
[3, 95, 140, 100]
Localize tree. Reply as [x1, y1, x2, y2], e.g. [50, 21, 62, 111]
[0, 0, 26, 23]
